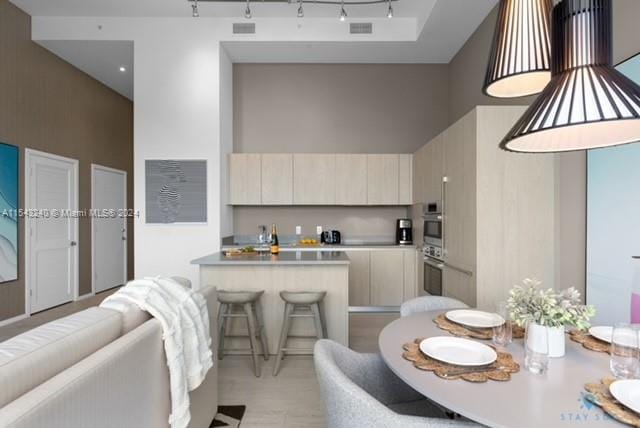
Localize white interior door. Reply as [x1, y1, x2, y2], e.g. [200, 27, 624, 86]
[92, 165, 127, 293]
[26, 150, 78, 314]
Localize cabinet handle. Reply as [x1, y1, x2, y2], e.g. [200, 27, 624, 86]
[444, 262, 473, 277]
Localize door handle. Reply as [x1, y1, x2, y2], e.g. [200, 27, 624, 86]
[70, 241, 77, 247]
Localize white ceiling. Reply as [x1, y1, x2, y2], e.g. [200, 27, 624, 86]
[10, 0, 498, 101]
[11, 0, 434, 19]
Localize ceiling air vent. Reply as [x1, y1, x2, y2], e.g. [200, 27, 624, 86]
[350, 23, 373, 34]
[233, 23, 256, 34]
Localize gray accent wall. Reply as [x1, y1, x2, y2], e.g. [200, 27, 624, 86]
[234, 64, 450, 154]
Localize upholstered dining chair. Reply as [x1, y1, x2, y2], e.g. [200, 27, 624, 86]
[314, 340, 478, 428]
[400, 296, 468, 317]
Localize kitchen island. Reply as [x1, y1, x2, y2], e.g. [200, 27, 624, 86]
[191, 251, 350, 354]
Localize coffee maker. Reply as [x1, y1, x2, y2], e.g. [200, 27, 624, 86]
[396, 219, 413, 245]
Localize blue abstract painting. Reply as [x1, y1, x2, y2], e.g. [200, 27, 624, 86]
[0, 143, 18, 283]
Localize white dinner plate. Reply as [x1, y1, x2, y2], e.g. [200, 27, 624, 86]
[445, 309, 505, 329]
[610, 380, 640, 414]
[589, 326, 614, 343]
[419, 336, 498, 366]
[590, 326, 637, 347]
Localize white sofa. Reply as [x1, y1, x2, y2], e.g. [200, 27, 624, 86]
[0, 285, 218, 428]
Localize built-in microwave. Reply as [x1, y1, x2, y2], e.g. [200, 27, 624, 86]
[423, 201, 443, 249]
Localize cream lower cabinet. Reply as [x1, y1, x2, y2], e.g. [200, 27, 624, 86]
[346, 251, 371, 306]
[348, 249, 417, 307]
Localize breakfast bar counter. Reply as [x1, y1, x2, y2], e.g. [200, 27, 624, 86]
[191, 251, 351, 266]
[192, 251, 350, 354]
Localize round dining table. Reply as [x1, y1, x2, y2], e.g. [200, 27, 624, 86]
[379, 310, 622, 428]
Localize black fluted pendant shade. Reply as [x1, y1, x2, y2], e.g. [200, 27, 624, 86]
[502, 0, 640, 152]
[484, 0, 553, 98]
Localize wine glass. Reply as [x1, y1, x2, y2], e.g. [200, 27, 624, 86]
[492, 301, 513, 348]
[610, 323, 639, 379]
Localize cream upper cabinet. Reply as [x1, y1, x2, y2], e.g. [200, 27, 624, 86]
[370, 250, 405, 306]
[367, 155, 399, 205]
[261, 154, 293, 205]
[398, 154, 413, 205]
[229, 154, 261, 205]
[425, 133, 444, 204]
[413, 145, 427, 204]
[335, 154, 367, 205]
[293, 154, 336, 205]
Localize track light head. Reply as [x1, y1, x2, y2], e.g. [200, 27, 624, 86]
[245, 0, 251, 19]
[339, 6, 347, 21]
[298, 0, 304, 18]
[387, 2, 393, 18]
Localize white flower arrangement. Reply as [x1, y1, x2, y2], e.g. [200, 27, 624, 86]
[507, 279, 596, 330]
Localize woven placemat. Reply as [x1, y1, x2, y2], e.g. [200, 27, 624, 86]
[402, 338, 520, 383]
[433, 314, 524, 340]
[569, 330, 611, 354]
[584, 378, 640, 427]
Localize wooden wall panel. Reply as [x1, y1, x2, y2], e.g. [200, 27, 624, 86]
[0, 1, 133, 322]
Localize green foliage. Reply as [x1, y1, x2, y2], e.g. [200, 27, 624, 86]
[507, 279, 596, 330]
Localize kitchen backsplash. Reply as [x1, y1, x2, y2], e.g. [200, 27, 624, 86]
[233, 206, 409, 242]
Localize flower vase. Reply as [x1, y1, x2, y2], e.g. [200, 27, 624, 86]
[526, 323, 565, 358]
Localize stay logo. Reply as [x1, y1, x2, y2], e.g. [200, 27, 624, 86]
[558, 393, 614, 424]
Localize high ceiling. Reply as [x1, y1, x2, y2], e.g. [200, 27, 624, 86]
[9, 0, 498, 100]
[10, 0, 435, 19]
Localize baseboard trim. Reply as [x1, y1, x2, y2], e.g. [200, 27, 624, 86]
[0, 313, 28, 328]
[75, 293, 95, 302]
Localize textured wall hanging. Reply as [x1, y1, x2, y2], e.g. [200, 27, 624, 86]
[145, 160, 207, 224]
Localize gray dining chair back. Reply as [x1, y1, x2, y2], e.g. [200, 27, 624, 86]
[313, 339, 478, 428]
[401, 296, 469, 317]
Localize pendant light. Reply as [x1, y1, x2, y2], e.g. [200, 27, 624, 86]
[502, 0, 640, 152]
[484, 0, 553, 98]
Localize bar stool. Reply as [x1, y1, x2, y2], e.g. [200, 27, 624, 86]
[273, 291, 327, 376]
[217, 290, 269, 377]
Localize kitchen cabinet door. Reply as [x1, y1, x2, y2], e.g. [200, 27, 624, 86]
[403, 249, 418, 301]
[346, 251, 370, 306]
[370, 250, 404, 306]
[293, 154, 336, 205]
[425, 133, 444, 204]
[367, 155, 399, 205]
[443, 266, 476, 308]
[335, 155, 367, 205]
[413, 145, 430, 204]
[443, 111, 476, 269]
[398, 154, 413, 205]
[229, 154, 261, 205]
[261, 154, 293, 205]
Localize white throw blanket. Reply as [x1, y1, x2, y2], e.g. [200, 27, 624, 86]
[100, 277, 213, 428]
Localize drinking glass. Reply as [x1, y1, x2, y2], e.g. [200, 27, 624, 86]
[524, 321, 549, 375]
[610, 323, 639, 379]
[492, 301, 513, 348]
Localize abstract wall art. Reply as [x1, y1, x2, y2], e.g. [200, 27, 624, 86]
[145, 160, 207, 224]
[0, 143, 19, 283]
